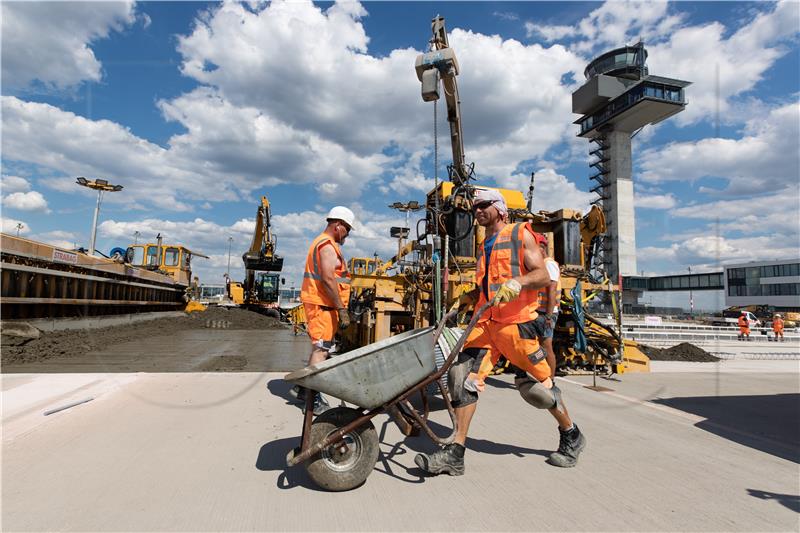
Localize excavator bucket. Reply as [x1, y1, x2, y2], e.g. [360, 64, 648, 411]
[243, 255, 284, 272]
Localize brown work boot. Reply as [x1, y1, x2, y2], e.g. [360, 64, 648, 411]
[414, 443, 465, 476]
[548, 425, 586, 468]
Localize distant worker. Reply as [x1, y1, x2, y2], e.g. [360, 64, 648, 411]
[534, 233, 561, 378]
[415, 189, 586, 476]
[772, 314, 784, 342]
[738, 311, 751, 341]
[295, 206, 355, 415]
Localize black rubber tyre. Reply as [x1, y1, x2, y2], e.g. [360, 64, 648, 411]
[305, 407, 379, 491]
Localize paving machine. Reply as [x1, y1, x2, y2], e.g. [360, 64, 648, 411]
[337, 15, 648, 374]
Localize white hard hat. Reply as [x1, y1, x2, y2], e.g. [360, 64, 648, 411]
[326, 206, 356, 230]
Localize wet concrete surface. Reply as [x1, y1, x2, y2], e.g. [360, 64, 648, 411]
[1, 329, 310, 373]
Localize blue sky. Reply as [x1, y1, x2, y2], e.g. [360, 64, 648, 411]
[2, 1, 798, 311]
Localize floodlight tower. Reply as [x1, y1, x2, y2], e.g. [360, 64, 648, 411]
[572, 43, 690, 303]
[76, 177, 124, 256]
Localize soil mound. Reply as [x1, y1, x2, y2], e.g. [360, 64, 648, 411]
[639, 342, 720, 362]
[1, 308, 287, 366]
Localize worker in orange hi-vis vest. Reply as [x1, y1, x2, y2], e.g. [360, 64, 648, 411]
[772, 314, 785, 342]
[293, 206, 355, 415]
[415, 189, 586, 477]
[738, 312, 751, 341]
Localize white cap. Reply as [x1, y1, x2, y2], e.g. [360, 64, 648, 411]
[327, 206, 356, 230]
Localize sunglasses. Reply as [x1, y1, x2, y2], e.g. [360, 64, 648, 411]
[473, 200, 495, 211]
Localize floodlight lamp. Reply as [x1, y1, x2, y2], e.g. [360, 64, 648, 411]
[112, 185, 124, 192]
[408, 201, 420, 210]
[76, 177, 88, 185]
[95, 179, 108, 186]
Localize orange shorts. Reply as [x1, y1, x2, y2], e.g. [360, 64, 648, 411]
[739, 326, 750, 335]
[304, 303, 338, 350]
[467, 319, 551, 383]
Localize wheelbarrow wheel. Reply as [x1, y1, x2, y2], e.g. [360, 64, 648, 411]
[306, 407, 379, 491]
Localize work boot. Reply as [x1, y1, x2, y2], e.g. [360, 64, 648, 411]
[548, 425, 586, 468]
[301, 393, 330, 416]
[414, 443, 465, 476]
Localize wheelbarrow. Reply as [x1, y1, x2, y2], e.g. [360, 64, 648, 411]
[284, 302, 490, 491]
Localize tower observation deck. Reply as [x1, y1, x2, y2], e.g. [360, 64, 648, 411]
[572, 43, 690, 304]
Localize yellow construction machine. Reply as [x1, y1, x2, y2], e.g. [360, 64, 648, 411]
[333, 15, 648, 374]
[240, 195, 285, 316]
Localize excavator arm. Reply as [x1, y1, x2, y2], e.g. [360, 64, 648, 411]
[415, 16, 472, 185]
[242, 196, 283, 292]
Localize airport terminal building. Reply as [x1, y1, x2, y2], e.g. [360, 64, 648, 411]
[724, 259, 800, 311]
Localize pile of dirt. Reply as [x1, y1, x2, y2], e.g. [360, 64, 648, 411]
[639, 342, 720, 362]
[1, 307, 287, 366]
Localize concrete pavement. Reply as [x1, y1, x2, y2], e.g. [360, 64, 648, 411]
[3, 364, 799, 531]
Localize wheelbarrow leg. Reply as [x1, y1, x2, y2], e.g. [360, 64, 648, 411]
[301, 392, 315, 451]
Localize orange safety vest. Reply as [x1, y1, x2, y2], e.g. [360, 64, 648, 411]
[475, 222, 540, 324]
[738, 315, 748, 328]
[537, 258, 562, 312]
[300, 233, 351, 308]
[773, 318, 784, 332]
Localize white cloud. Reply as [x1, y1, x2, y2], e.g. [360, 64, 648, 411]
[1, 1, 136, 90]
[171, 0, 586, 190]
[639, 102, 799, 194]
[525, 23, 576, 42]
[527, 1, 680, 52]
[634, 192, 676, 209]
[648, 1, 800, 124]
[1, 175, 31, 194]
[639, 234, 799, 271]
[493, 12, 519, 22]
[1, 217, 29, 235]
[2, 96, 233, 210]
[33, 230, 79, 250]
[3, 1, 593, 210]
[2, 191, 49, 212]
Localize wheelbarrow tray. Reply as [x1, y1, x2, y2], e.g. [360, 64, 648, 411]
[285, 326, 436, 409]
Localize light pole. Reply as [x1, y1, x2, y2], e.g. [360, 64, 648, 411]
[134, 231, 141, 244]
[15, 222, 23, 237]
[687, 266, 694, 316]
[76, 177, 123, 256]
[227, 236, 233, 278]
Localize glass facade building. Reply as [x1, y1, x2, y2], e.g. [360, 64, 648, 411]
[724, 260, 800, 310]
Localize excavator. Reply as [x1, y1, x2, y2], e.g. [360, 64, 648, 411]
[239, 195, 285, 316]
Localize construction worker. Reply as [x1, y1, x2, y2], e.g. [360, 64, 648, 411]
[295, 206, 355, 415]
[415, 189, 586, 476]
[738, 311, 751, 341]
[772, 314, 785, 341]
[534, 233, 561, 378]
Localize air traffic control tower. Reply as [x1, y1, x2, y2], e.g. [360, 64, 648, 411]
[573, 43, 690, 301]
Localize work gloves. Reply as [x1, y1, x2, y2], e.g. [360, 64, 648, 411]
[337, 308, 351, 330]
[493, 279, 522, 304]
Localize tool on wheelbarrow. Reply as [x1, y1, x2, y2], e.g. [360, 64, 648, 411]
[284, 301, 493, 491]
